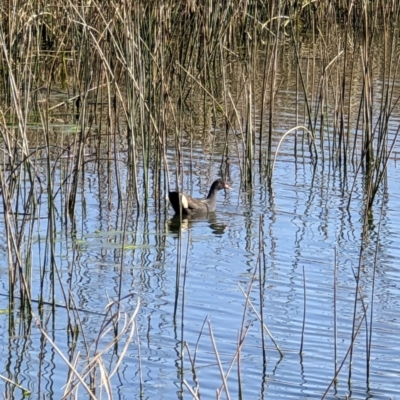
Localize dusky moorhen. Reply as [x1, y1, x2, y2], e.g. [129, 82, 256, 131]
[168, 178, 231, 215]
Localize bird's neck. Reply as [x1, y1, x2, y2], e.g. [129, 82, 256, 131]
[207, 186, 218, 200]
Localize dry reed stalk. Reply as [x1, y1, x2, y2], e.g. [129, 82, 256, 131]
[300, 264, 306, 354]
[60, 295, 139, 399]
[237, 284, 282, 355]
[257, 215, 267, 364]
[321, 312, 366, 399]
[1, 2, 400, 398]
[334, 247, 338, 375]
[208, 320, 231, 400]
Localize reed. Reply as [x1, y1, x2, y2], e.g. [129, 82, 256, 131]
[0, 0, 399, 397]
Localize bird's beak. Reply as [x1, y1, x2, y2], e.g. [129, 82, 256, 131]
[224, 183, 231, 190]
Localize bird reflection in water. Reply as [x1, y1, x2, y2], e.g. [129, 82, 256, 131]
[167, 213, 228, 236]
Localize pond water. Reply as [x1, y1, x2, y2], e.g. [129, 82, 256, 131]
[2, 138, 400, 399]
[1, 38, 400, 400]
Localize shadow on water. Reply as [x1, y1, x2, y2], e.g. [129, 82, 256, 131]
[167, 213, 228, 236]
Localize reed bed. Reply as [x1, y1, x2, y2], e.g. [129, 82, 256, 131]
[1, 0, 400, 398]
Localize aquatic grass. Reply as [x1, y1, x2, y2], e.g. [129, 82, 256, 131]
[35, 295, 140, 399]
[0, 0, 400, 397]
[366, 195, 385, 379]
[321, 311, 366, 399]
[333, 247, 338, 375]
[178, 216, 280, 397]
[270, 125, 315, 180]
[180, 312, 254, 399]
[0, 373, 31, 396]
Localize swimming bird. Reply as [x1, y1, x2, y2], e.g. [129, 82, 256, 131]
[168, 178, 231, 216]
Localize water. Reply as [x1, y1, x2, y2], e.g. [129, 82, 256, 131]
[2, 145, 400, 399]
[1, 45, 400, 400]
